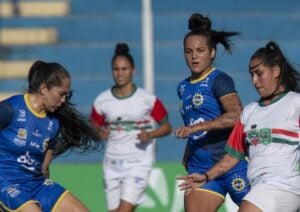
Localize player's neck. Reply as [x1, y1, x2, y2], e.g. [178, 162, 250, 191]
[113, 84, 136, 97]
[26, 93, 46, 115]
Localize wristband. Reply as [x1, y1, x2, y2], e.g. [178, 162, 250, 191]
[203, 173, 209, 183]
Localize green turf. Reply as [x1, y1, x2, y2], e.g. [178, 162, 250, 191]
[50, 163, 228, 212]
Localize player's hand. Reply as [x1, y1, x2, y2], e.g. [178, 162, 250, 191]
[177, 173, 207, 195]
[175, 126, 192, 139]
[137, 129, 151, 143]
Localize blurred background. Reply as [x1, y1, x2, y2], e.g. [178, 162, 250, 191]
[1, 0, 299, 211]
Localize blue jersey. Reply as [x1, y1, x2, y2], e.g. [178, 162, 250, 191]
[177, 68, 240, 169]
[0, 94, 59, 183]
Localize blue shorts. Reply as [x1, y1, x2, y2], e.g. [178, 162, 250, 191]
[188, 160, 250, 206]
[0, 178, 67, 212]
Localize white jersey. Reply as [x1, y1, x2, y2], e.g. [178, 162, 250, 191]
[90, 86, 168, 161]
[226, 91, 300, 195]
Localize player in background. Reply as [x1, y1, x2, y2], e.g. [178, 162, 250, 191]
[90, 43, 172, 212]
[175, 13, 250, 212]
[178, 41, 300, 212]
[0, 60, 102, 212]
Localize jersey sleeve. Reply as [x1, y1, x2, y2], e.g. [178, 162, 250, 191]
[212, 72, 237, 99]
[225, 119, 247, 160]
[150, 98, 168, 125]
[90, 106, 106, 127]
[47, 133, 59, 150]
[0, 101, 14, 130]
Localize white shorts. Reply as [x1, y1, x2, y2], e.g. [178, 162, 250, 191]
[243, 183, 300, 212]
[103, 156, 153, 210]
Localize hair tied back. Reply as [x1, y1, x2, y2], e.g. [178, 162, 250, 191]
[115, 43, 130, 55]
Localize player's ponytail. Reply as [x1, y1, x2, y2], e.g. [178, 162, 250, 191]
[184, 13, 239, 56]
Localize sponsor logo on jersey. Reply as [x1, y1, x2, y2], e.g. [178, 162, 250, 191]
[17, 109, 26, 122]
[48, 120, 54, 131]
[30, 141, 40, 149]
[44, 179, 54, 186]
[17, 151, 36, 172]
[5, 185, 21, 198]
[200, 78, 209, 87]
[179, 84, 186, 96]
[32, 129, 42, 138]
[185, 104, 192, 111]
[42, 137, 50, 152]
[13, 138, 26, 146]
[17, 128, 27, 140]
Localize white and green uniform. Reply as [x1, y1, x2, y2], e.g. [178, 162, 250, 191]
[226, 91, 300, 211]
[90, 86, 169, 210]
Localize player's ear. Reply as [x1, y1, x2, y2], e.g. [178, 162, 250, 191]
[40, 83, 48, 95]
[210, 48, 216, 59]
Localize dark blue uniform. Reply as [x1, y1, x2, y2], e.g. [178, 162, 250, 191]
[177, 68, 249, 205]
[0, 94, 67, 211]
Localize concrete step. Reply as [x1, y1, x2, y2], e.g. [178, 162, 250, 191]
[0, 0, 69, 17]
[0, 60, 33, 78]
[0, 27, 58, 46]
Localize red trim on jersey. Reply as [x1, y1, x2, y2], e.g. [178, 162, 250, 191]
[227, 119, 247, 154]
[150, 98, 168, 123]
[90, 107, 106, 127]
[272, 128, 299, 138]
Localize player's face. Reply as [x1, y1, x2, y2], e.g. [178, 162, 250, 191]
[249, 58, 281, 98]
[184, 35, 215, 78]
[42, 77, 71, 112]
[112, 56, 134, 87]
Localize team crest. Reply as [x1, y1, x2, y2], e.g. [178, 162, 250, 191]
[231, 177, 246, 192]
[246, 129, 260, 146]
[192, 93, 204, 106]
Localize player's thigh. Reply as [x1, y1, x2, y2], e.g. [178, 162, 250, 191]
[54, 192, 89, 212]
[121, 160, 152, 206]
[19, 202, 42, 212]
[104, 177, 122, 211]
[184, 189, 224, 212]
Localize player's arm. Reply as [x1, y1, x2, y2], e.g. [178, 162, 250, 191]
[177, 73, 242, 137]
[178, 154, 240, 194]
[178, 120, 246, 194]
[193, 93, 242, 132]
[138, 98, 172, 142]
[42, 149, 53, 178]
[89, 106, 110, 140]
[0, 101, 14, 130]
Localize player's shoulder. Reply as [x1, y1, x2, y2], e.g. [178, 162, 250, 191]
[135, 86, 155, 97]
[287, 91, 300, 99]
[213, 69, 233, 80]
[94, 88, 113, 102]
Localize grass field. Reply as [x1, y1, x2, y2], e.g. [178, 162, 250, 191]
[50, 163, 231, 212]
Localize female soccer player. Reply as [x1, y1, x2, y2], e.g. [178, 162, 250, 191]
[90, 43, 172, 212]
[0, 60, 102, 212]
[175, 13, 250, 211]
[178, 41, 300, 212]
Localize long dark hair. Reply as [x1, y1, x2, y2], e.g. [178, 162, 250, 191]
[250, 41, 300, 92]
[184, 13, 239, 57]
[28, 60, 102, 156]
